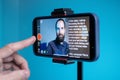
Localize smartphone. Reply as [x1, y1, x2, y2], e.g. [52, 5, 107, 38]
[32, 13, 99, 62]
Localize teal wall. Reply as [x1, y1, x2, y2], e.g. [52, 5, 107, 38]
[1, 0, 120, 80]
[2, 0, 19, 46]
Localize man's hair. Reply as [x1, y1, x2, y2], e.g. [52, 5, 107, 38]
[55, 18, 66, 29]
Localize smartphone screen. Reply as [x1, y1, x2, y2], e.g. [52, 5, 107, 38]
[33, 13, 99, 61]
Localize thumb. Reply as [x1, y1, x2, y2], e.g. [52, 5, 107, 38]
[1, 70, 29, 80]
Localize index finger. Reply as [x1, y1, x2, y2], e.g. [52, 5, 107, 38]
[0, 36, 36, 59]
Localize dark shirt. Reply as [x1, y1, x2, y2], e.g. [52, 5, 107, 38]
[47, 40, 69, 55]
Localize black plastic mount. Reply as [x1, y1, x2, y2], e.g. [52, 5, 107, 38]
[51, 8, 74, 16]
[51, 8, 82, 80]
[52, 58, 75, 64]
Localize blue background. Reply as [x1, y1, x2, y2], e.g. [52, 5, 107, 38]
[40, 19, 56, 43]
[0, 0, 120, 80]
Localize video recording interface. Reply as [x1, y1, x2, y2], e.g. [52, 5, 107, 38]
[36, 16, 90, 59]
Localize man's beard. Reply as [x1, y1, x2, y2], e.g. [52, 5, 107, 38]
[56, 34, 65, 43]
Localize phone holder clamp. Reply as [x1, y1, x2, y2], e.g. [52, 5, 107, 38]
[50, 8, 82, 80]
[51, 8, 75, 64]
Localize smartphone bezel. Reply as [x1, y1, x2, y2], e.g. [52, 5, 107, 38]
[32, 13, 99, 62]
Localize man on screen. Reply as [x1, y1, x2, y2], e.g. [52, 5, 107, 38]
[47, 19, 69, 55]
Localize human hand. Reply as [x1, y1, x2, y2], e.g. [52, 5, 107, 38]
[0, 36, 36, 80]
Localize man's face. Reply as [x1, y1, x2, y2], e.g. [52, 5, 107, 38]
[56, 20, 65, 42]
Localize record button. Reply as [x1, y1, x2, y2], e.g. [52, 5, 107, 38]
[37, 33, 42, 41]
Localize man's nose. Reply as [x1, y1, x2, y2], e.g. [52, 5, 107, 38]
[59, 29, 62, 34]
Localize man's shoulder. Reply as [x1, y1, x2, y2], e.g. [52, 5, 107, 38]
[63, 41, 68, 44]
[48, 40, 55, 45]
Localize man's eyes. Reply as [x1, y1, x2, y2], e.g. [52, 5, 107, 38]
[61, 27, 64, 29]
[57, 27, 64, 30]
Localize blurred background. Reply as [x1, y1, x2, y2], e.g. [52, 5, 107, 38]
[0, 0, 120, 80]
